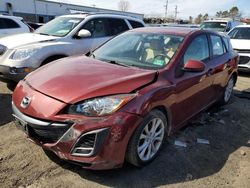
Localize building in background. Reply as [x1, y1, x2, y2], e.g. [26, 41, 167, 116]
[0, 0, 144, 23]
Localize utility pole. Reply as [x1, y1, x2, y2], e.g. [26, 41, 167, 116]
[174, 5, 179, 22]
[33, 0, 38, 23]
[164, 0, 168, 19]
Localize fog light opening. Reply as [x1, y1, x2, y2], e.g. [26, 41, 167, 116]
[9, 67, 32, 74]
[71, 128, 109, 157]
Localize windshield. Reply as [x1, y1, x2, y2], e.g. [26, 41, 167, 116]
[36, 17, 83, 37]
[228, 27, 250, 40]
[200, 22, 228, 32]
[93, 32, 184, 70]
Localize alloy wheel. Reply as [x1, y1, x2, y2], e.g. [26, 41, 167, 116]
[224, 77, 234, 103]
[137, 118, 165, 161]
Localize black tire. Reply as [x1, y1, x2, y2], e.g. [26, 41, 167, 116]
[41, 55, 67, 66]
[126, 109, 167, 167]
[220, 76, 235, 105]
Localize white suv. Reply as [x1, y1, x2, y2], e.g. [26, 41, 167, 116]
[228, 25, 250, 72]
[200, 19, 242, 33]
[0, 15, 30, 38]
[0, 13, 145, 81]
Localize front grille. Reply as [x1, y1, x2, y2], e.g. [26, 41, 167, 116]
[28, 124, 71, 143]
[12, 102, 73, 144]
[239, 56, 250, 65]
[234, 49, 250, 54]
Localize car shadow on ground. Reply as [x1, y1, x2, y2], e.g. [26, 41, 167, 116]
[0, 78, 17, 91]
[238, 72, 250, 78]
[0, 93, 13, 126]
[45, 98, 250, 187]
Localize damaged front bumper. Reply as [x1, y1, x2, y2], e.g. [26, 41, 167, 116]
[12, 102, 142, 170]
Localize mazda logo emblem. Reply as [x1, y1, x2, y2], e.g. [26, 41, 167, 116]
[21, 97, 31, 109]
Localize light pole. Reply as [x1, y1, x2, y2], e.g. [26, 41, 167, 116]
[164, 0, 168, 19]
[33, 0, 38, 22]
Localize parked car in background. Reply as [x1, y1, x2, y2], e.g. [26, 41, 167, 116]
[12, 27, 238, 170]
[164, 23, 200, 28]
[26, 22, 44, 30]
[0, 13, 145, 82]
[200, 18, 242, 33]
[0, 15, 31, 38]
[228, 25, 250, 72]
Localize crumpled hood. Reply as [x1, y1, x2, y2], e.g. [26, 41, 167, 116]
[0, 33, 59, 49]
[230, 39, 250, 50]
[25, 56, 157, 104]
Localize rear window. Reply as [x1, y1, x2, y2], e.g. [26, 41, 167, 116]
[0, 18, 20, 29]
[128, 20, 144, 28]
[200, 21, 227, 32]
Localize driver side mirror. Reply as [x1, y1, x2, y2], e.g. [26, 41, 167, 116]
[183, 59, 205, 72]
[77, 29, 91, 38]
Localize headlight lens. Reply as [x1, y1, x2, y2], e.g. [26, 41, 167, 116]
[10, 48, 40, 60]
[68, 94, 136, 116]
[0, 45, 7, 55]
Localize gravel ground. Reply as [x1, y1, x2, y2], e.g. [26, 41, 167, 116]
[0, 74, 249, 188]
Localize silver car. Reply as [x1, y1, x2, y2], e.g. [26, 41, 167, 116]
[0, 13, 145, 81]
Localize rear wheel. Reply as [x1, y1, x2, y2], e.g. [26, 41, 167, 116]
[221, 76, 235, 104]
[126, 110, 167, 167]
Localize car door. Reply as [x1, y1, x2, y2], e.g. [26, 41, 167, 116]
[71, 18, 129, 54]
[208, 34, 233, 98]
[171, 34, 216, 128]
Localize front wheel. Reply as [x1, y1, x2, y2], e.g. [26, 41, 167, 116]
[126, 110, 167, 167]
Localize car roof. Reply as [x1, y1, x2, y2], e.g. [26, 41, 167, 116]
[234, 24, 250, 28]
[59, 13, 143, 22]
[0, 14, 23, 20]
[130, 27, 201, 37]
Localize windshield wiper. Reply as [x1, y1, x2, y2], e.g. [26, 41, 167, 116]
[103, 59, 131, 67]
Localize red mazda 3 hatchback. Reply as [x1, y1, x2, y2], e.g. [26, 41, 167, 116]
[12, 27, 238, 170]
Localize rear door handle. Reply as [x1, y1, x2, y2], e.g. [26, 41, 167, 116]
[206, 69, 213, 76]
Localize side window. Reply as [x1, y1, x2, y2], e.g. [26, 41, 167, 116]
[211, 35, 224, 56]
[183, 35, 209, 64]
[128, 20, 144, 28]
[0, 19, 5, 29]
[82, 18, 109, 38]
[108, 18, 129, 36]
[2, 18, 20, 29]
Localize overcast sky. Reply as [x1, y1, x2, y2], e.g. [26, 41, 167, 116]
[51, 0, 250, 19]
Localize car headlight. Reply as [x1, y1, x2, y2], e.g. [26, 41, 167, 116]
[10, 47, 40, 60]
[68, 94, 136, 116]
[0, 45, 7, 55]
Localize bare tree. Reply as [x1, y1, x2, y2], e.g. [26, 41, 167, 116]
[118, 0, 130, 12]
